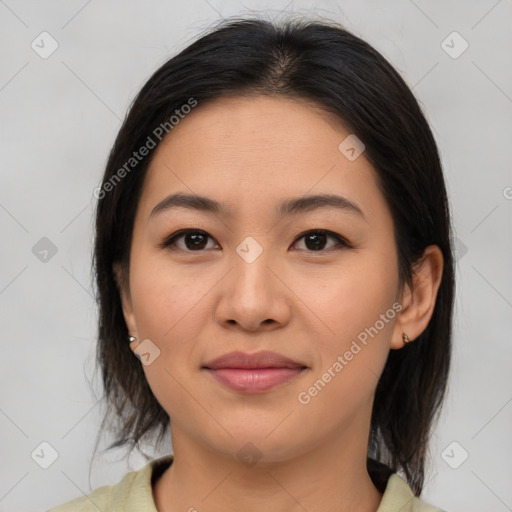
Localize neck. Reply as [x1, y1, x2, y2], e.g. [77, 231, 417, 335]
[153, 428, 383, 512]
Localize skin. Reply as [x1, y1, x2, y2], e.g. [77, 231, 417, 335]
[115, 95, 443, 512]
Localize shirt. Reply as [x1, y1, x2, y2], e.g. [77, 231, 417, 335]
[47, 454, 447, 512]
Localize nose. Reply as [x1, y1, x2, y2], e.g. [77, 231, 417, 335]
[214, 244, 292, 332]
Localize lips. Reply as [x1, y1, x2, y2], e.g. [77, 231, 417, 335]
[202, 350, 308, 393]
[203, 350, 306, 370]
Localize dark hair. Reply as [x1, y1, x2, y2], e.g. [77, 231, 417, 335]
[91, 15, 455, 496]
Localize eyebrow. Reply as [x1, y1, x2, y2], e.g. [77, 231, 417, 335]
[150, 192, 366, 221]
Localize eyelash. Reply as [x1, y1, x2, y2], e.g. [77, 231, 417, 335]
[158, 229, 352, 253]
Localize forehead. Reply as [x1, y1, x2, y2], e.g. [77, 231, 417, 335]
[154, 95, 349, 160]
[136, 95, 388, 224]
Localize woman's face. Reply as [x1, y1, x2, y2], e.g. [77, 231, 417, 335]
[118, 95, 407, 463]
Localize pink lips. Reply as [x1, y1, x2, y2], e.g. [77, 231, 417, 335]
[202, 350, 307, 393]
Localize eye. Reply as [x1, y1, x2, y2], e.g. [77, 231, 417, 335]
[159, 229, 351, 253]
[291, 230, 351, 252]
[159, 229, 219, 251]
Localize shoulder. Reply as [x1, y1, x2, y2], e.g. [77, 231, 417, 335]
[46, 455, 174, 512]
[378, 473, 448, 512]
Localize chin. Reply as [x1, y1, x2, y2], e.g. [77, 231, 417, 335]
[213, 428, 308, 465]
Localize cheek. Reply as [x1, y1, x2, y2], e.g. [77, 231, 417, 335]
[128, 261, 212, 420]
[293, 267, 397, 422]
[129, 253, 214, 340]
[292, 253, 398, 342]
[292, 255, 399, 401]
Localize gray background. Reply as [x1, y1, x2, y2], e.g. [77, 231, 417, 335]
[1, 1, 511, 511]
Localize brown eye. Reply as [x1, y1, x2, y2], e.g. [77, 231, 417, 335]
[292, 230, 350, 252]
[161, 230, 218, 251]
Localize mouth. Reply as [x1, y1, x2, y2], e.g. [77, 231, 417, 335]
[202, 350, 308, 393]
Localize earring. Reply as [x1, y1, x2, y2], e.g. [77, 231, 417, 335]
[402, 332, 410, 344]
[128, 336, 137, 344]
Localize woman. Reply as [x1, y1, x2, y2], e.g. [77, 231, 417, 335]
[49, 15, 453, 512]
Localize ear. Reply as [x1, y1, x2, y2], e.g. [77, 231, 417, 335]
[390, 245, 444, 349]
[113, 262, 139, 346]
